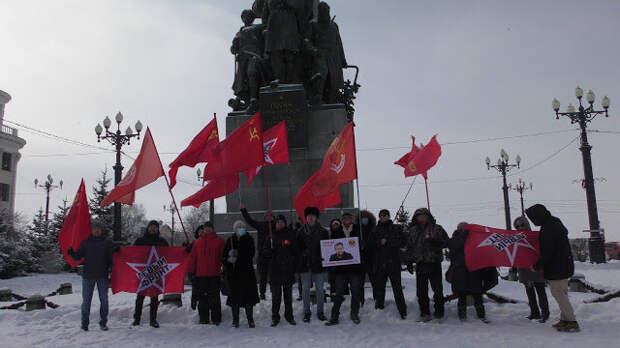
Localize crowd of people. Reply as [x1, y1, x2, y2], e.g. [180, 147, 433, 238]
[68, 203, 579, 333]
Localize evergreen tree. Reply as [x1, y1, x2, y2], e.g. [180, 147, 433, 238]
[29, 208, 47, 235]
[89, 168, 113, 232]
[50, 199, 70, 237]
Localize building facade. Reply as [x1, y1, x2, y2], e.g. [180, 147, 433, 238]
[0, 90, 26, 217]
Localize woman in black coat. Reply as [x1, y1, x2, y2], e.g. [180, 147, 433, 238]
[223, 220, 260, 328]
[448, 222, 488, 322]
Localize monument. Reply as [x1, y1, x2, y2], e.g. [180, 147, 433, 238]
[215, 1, 360, 231]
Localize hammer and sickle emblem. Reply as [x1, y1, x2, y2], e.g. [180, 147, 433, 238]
[249, 127, 259, 142]
[207, 129, 218, 142]
[408, 160, 417, 173]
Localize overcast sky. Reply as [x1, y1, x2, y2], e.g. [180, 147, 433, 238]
[2, 0, 620, 240]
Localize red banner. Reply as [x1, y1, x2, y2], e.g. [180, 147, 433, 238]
[464, 224, 540, 272]
[394, 135, 441, 179]
[111, 246, 188, 297]
[181, 175, 239, 208]
[246, 120, 290, 184]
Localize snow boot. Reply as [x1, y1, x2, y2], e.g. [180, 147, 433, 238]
[552, 320, 566, 329]
[99, 324, 108, 331]
[317, 313, 327, 321]
[303, 312, 311, 323]
[232, 306, 240, 328]
[285, 316, 297, 326]
[458, 306, 467, 322]
[131, 319, 140, 326]
[81, 326, 88, 331]
[246, 307, 255, 328]
[417, 315, 432, 323]
[149, 320, 160, 328]
[527, 313, 541, 320]
[556, 321, 580, 332]
[325, 318, 339, 326]
[351, 314, 361, 325]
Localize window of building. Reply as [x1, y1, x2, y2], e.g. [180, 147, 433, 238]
[2, 153, 11, 171]
[0, 183, 9, 202]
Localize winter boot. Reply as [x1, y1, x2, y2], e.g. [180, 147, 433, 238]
[351, 314, 360, 325]
[325, 317, 339, 326]
[99, 324, 108, 331]
[246, 306, 255, 328]
[271, 317, 280, 327]
[81, 326, 88, 331]
[417, 314, 432, 323]
[285, 316, 296, 325]
[232, 306, 240, 328]
[539, 312, 550, 323]
[552, 320, 566, 329]
[557, 321, 580, 332]
[131, 319, 140, 326]
[458, 306, 467, 322]
[149, 320, 160, 328]
[527, 313, 541, 320]
[303, 312, 311, 323]
[475, 304, 488, 323]
[317, 313, 327, 321]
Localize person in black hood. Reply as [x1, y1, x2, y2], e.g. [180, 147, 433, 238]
[356, 210, 377, 305]
[68, 222, 114, 331]
[406, 208, 449, 322]
[369, 209, 408, 319]
[263, 214, 300, 327]
[132, 220, 169, 328]
[240, 203, 273, 300]
[526, 204, 579, 332]
[325, 218, 362, 325]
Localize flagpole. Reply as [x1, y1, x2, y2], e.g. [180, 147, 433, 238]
[263, 170, 274, 248]
[396, 176, 418, 219]
[424, 178, 431, 211]
[286, 162, 294, 223]
[163, 174, 189, 244]
[350, 122, 363, 242]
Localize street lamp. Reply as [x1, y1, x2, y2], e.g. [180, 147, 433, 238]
[511, 178, 533, 216]
[552, 86, 611, 263]
[164, 202, 175, 246]
[34, 174, 63, 234]
[95, 112, 142, 241]
[486, 150, 521, 230]
[196, 168, 215, 224]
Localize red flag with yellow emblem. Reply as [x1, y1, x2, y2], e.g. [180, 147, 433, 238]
[294, 122, 357, 221]
[394, 135, 441, 179]
[168, 116, 219, 189]
[202, 112, 263, 180]
[58, 179, 92, 268]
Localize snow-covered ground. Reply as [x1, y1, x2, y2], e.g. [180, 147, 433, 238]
[1, 262, 619, 348]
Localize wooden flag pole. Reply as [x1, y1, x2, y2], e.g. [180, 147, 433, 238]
[163, 173, 189, 244]
[424, 177, 431, 211]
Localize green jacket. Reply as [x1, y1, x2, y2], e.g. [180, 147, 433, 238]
[406, 208, 449, 264]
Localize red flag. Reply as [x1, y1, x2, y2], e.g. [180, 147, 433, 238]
[245, 121, 290, 184]
[101, 128, 165, 207]
[168, 116, 219, 188]
[57, 180, 91, 268]
[202, 112, 263, 180]
[394, 135, 442, 179]
[181, 175, 239, 208]
[464, 224, 540, 271]
[294, 123, 357, 221]
[111, 246, 188, 297]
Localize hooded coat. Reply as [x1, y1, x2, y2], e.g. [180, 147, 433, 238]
[369, 219, 407, 273]
[406, 208, 449, 264]
[223, 233, 260, 307]
[69, 234, 114, 280]
[526, 204, 575, 280]
[448, 228, 496, 294]
[356, 210, 377, 273]
[263, 226, 300, 283]
[134, 229, 169, 247]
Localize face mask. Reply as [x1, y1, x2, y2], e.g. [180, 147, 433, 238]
[343, 220, 352, 228]
[237, 228, 246, 237]
[362, 218, 369, 225]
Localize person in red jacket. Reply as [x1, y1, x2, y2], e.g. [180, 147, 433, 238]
[187, 222, 226, 325]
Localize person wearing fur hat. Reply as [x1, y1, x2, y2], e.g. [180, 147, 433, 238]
[263, 214, 300, 326]
[132, 220, 169, 328]
[240, 203, 274, 300]
[370, 209, 408, 319]
[296, 206, 329, 323]
[406, 208, 449, 322]
[223, 220, 260, 328]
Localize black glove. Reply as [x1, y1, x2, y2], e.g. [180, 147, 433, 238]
[407, 262, 415, 274]
[185, 245, 192, 253]
[188, 272, 195, 282]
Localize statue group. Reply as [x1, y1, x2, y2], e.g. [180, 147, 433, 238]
[229, 0, 353, 113]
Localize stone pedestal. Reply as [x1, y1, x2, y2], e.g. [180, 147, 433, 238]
[0, 288, 12, 301]
[26, 295, 46, 311]
[215, 84, 356, 232]
[568, 273, 587, 293]
[58, 283, 73, 295]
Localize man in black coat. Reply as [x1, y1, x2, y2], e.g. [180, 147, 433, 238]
[68, 222, 114, 331]
[132, 220, 169, 328]
[297, 206, 330, 323]
[526, 204, 579, 332]
[240, 203, 273, 300]
[370, 209, 408, 319]
[263, 215, 300, 326]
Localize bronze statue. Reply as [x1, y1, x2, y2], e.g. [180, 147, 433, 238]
[309, 1, 347, 104]
[230, 9, 266, 112]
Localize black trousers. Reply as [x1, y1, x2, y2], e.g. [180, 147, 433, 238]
[331, 272, 362, 320]
[525, 282, 549, 317]
[257, 258, 271, 296]
[134, 295, 159, 322]
[416, 262, 444, 316]
[375, 266, 407, 315]
[232, 304, 254, 324]
[271, 277, 294, 320]
[196, 276, 221, 323]
[457, 292, 485, 318]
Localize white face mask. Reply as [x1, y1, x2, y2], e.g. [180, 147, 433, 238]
[237, 228, 246, 237]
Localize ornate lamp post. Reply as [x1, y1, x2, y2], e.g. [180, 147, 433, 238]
[511, 178, 532, 216]
[486, 150, 521, 230]
[34, 174, 63, 234]
[196, 168, 215, 224]
[552, 86, 610, 263]
[95, 112, 142, 241]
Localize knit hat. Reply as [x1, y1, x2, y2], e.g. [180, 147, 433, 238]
[147, 220, 159, 229]
[275, 214, 287, 224]
[203, 221, 214, 230]
[379, 209, 390, 217]
[233, 220, 246, 232]
[304, 206, 320, 218]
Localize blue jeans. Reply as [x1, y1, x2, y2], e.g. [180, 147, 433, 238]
[300, 272, 326, 315]
[82, 278, 109, 328]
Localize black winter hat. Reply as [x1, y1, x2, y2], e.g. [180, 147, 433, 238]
[379, 209, 390, 217]
[276, 215, 287, 224]
[304, 206, 320, 218]
[203, 221, 214, 229]
[147, 220, 159, 229]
